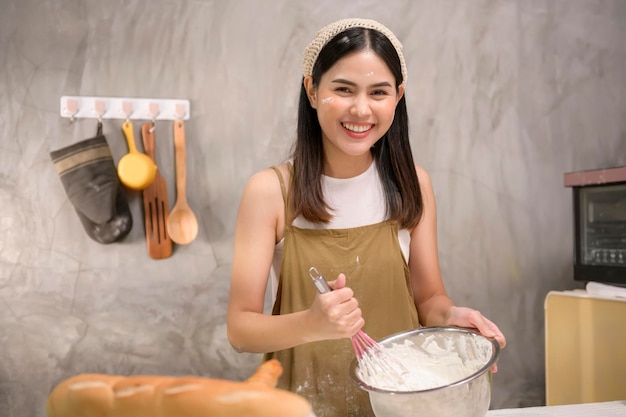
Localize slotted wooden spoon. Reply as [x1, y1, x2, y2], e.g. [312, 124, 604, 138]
[141, 123, 173, 259]
[167, 119, 198, 245]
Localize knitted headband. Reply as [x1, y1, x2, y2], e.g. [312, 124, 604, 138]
[302, 18, 407, 84]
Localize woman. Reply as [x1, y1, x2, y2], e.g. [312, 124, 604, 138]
[227, 18, 506, 417]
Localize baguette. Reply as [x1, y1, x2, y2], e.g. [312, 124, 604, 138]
[46, 359, 313, 417]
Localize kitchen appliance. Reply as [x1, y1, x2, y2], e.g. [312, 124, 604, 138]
[564, 166, 626, 285]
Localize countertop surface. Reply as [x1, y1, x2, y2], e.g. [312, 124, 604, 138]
[486, 401, 626, 416]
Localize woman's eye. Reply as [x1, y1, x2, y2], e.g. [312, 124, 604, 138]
[335, 87, 352, 93]
[371, 90, 389, 96]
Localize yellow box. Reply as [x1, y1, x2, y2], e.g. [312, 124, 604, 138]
[544, 290, 626, 405]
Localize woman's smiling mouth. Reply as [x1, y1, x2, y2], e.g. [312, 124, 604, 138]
[342, 122, 374, 133]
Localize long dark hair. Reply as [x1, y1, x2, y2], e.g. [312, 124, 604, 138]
[292, 27, 423, 229]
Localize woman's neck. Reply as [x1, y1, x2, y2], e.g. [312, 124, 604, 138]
[323, 153, 374, 179]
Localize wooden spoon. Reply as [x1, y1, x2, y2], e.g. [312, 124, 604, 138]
[167, 120, 198, 245]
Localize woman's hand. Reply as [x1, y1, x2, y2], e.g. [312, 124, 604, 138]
[308, 273, 364, 341]
[444, 306, 506, 372]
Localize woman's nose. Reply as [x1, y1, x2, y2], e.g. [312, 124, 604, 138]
[350, 95, 371, 118]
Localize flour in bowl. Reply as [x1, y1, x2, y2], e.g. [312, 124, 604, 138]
[357, 333, 492, 392]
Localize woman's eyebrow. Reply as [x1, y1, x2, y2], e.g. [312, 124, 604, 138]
[330, 78, 393, 88]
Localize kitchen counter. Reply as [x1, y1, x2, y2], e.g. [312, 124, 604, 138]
[486, 401, 626, 416]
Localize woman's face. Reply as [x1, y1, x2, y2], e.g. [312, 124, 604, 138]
[304, 49, 404, 169]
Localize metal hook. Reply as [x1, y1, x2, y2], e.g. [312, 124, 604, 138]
[174, 102, 186, 120]
[148, 102, 160, 133]
[94, 100, 106, 124]
[66, 99, 79, 124]
[122, 101, 133, 123]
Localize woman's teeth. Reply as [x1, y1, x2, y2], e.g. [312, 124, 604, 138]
[342, 123, 372, 133]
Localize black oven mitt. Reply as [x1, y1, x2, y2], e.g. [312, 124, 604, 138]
[50, 124, 133, 244]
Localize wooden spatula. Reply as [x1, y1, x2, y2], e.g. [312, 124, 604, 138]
[141, 123, 173, 259]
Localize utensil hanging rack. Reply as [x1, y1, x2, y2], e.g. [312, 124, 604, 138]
[60, 96, 191, 122]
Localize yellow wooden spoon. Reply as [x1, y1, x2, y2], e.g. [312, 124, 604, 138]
[118, 120, 157, 190]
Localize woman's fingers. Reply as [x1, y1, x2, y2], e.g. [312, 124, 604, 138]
[328, 273, 346, 290]
[481, 316, 507, 349]
[315, 273, 364, 338]
[472, 313, 506, 349]
[447, 306, 507, 348]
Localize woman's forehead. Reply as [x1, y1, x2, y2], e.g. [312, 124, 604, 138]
[321, 50, 395, 84]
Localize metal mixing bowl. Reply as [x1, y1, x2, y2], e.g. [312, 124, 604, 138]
[350, 326, 500, 417]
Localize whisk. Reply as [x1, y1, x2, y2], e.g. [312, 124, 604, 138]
[308, 267, 408, 386]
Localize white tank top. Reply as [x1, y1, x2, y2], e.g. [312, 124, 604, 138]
[269, 161, 410, 303]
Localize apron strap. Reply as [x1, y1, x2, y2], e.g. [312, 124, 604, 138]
[270, 165, 289, 227]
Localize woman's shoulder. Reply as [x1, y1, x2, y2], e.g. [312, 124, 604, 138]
[242, 163, 291, 202]
[413, 163, 432, 187]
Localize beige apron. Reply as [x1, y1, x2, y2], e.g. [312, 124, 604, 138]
[264, 166, 419, 417]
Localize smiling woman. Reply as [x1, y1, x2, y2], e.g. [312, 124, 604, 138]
[303, 50, 404, 167]
[226, 18, 506, 417]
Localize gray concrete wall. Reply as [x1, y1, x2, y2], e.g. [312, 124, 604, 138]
[1, 0, 625, 415]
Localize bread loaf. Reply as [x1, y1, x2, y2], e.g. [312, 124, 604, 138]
[46, 359, 313, 417]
